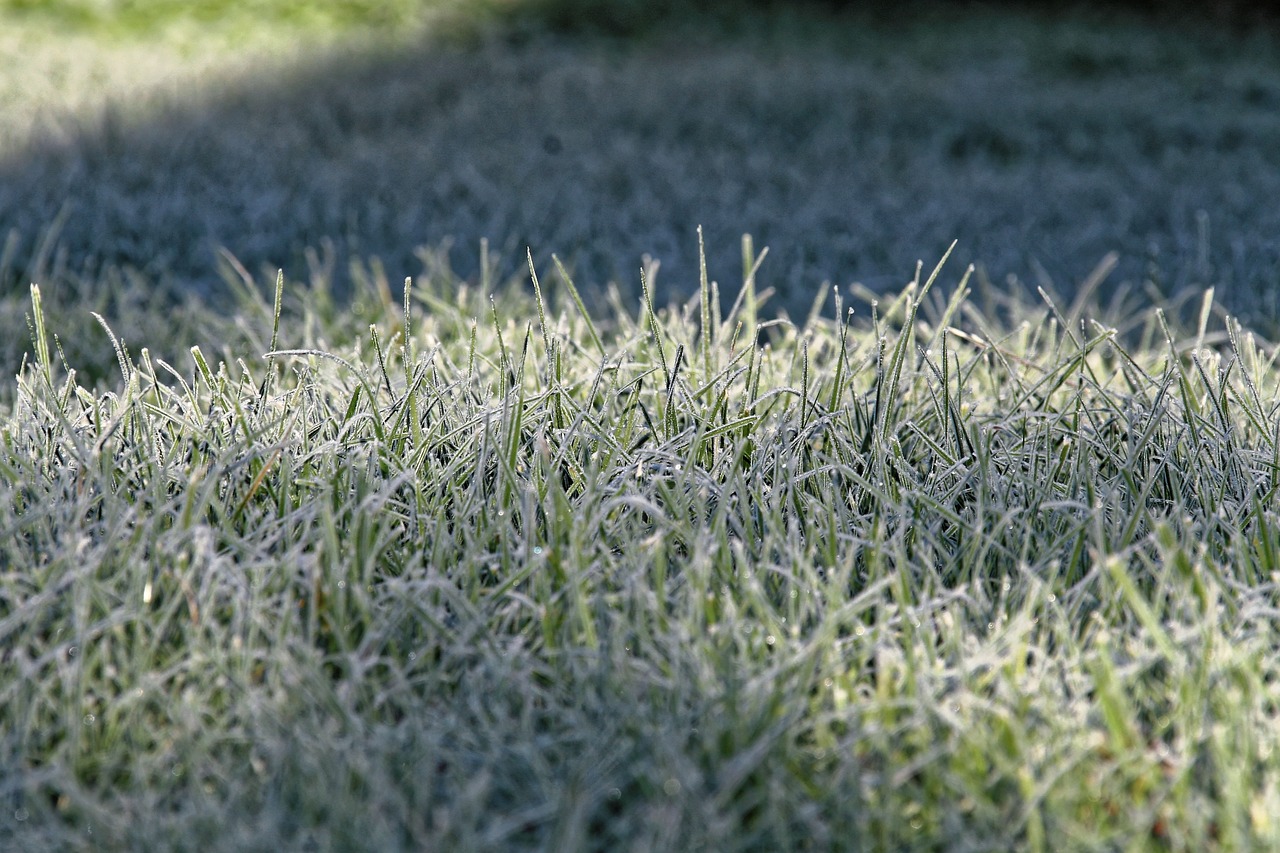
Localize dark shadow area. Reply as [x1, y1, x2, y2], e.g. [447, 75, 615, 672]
[2, 1, 1280, 321]
[510, 0, 1280, 37]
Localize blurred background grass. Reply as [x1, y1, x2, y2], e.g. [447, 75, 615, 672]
[1, 0, 1278, 336]
[4, 0, 1277, 34]
[0, 0, 442, 33]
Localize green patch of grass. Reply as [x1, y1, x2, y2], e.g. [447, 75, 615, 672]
[0, 0, 454, 37]
[3, 242, 1280, 850]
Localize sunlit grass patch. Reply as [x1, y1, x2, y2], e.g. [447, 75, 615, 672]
[3, 241, 1280, 849]
[0, 0, 458, 37]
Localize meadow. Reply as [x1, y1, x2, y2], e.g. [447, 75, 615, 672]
[3, 2, 1280, 850]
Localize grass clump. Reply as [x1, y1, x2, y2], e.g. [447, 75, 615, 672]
[3, 243, 1280, 850]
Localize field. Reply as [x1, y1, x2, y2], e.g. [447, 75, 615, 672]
[3, 2, 1280, 851]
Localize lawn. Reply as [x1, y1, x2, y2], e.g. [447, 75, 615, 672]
[3, 0, 1280, 323]
[3, 2, 1280, 851]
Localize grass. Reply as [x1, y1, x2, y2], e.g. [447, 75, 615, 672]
[4, 239, 1280, 851]
[3, 1, 1280, 324]
[0, 0, 463, 38]
[4, 2, 1280, 849]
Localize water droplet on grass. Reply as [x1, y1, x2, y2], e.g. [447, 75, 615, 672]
[82, 714, 95, 726]
[663, 779, 682, 796]
[533, 546, 543, 555]
[14, 808, 29, 821]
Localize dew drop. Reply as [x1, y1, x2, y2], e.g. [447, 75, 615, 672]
[82, 714, 95, 726]
[608, 788, 622, 801]
[14, 808, 28, 821]
[533, 546, 543, 556]
[337, 580, 346, 590]
[408, 652, 417, 662]
[66, 646, 77, 659]
[663, 778, 682, 796]
[765, 635, 776, 646]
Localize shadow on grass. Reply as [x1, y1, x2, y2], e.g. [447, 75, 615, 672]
[1, 1, 1279, 321]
